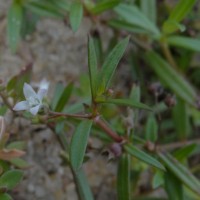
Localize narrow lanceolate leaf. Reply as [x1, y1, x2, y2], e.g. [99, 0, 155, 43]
[98, 37, 129, 93]
[89, 0, 120, 15]
[69, 2, 83, 32]
[124, 144, 165, 171]
[74, 168, 94, 200]
[10, 158, 30, 169]
[51, 83, 65, 110]
[145, 51, 196, 105]
[109, 20, 149, 34]
[25, 1, 64, 18]
[7, 2, 23, 52]
[55, 83, 73, 112]
[162, 0, 197, 34]
[0, 170, 23, 190]
[88, 36, 98, 100]
[145, 115, 158, 142]
[114, 4, 160, 37]
[173, 144, 197, 161]
[97, 98, 152, 111]
[117, 153, 130, 200]
[140, 0, 156, 23]
[173, 97, 190, 139]
[167, 36, 200, 52]
[158, 153, 200, 195]
[70, 120, 93, 171]
[164, 171, 183, 200]
[0, 193, 12, 200]
[167, 0, 196, 23]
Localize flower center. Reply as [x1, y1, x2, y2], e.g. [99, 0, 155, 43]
[28, 97, 40, 107]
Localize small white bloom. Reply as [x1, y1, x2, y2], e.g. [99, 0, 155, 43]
[38, 79, 49, 91]
[13, 82, 48, 115]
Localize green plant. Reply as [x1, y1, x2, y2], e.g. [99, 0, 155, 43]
[1, 0, 200, 199]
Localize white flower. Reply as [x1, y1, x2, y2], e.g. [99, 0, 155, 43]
[13, 82, 48, 115]
[39, 79, 49, 91]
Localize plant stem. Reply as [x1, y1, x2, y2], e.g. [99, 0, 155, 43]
[95, 117, 123, 143]
[157, 138, 200, 152]
[160, 41, 178, 69]
[0, 92, 13, 111]
[48, 111, 92, 119]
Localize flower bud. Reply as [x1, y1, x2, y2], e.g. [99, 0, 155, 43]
[164, 94, 176, 108]
[110, 143, 122, 158]
[148, 82, 163, 97]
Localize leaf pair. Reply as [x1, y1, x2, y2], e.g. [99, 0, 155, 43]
[88, 36, 129, 101]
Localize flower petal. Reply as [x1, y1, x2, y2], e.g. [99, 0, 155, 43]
[37, 89, 47, 101]
[23, 83, 37, 100]
[13, 101, 29, 111]
[39, 79, 49, 91]
[29, 105, 41, 115]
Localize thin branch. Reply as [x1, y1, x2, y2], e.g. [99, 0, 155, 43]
[95, 117, 123, 143]
[0, 92, 13, 111]
[156, 138, 200, 152]
[48, 111, 92, 119]
[160, 41, 178, 69]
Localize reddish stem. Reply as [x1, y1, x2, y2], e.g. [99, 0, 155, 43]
[95, 117, 123, 143]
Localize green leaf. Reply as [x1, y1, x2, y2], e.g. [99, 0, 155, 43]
[162, 21, 186, 34]
[6, 64, 32, 99]
[88, 36, 98, 100]
[7, 2, 23, 52]
[152, 171, 164, 189]
[50, 0, 70, 12]
[140, 0, 156, 23]
[0, 193, 12, 200]
[89, 0, 120, 15]
[173, 144, 197, 162]
[9, 158, 29, 169]
[70, 120, 93, 171]
[20, 9, 39, 38]
[7, 141, 26, 150]
[124, 144, 165, 171]
[51, 83, 64, 110]
[168, 0, 197, 22]
[164, 171, 183, 200]
[145, 51, 196, 105]
[114, 4, 160, 37]
[167, 36, 200, 52]
[117, 153, 130, 200]
[145, 115, 158, 142]
[97, 98, 152, 111]
[158, 153, 200, 195]
[98, 37, 129, 93]
[162, 0, 197, 34]
[73, 168, 94, 200]
[69, 2, 83, 32]
[55, 83, 73, 112]
[0, 170, 23, 190]
[108, 19, 149, 34]
[172, 97, 190, 139]
[0, 105, 7, 116]
[129, 83, 140, 102]
[25, 1, 64, 18]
